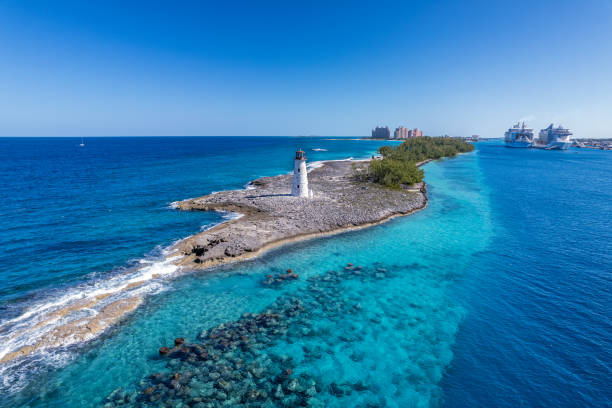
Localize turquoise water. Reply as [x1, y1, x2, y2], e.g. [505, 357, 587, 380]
[1, 138, 610, 407]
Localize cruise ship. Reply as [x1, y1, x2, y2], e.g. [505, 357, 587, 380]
[504, 122, 534, 148]
[537, 124, 572, 150]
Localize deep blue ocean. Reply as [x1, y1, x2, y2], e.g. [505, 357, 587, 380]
[0, 137, 609, 407]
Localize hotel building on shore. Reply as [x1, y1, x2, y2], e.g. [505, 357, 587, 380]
[372, 126, 424, 139]
[371, 126, 391, 138]
[393, 127, 423, 139]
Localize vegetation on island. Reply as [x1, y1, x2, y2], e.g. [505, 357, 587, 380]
[369, 158, 424, 188]
[356, 137, 475, 189]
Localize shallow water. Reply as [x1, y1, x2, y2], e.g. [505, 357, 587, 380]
[1, 138, 610, 407]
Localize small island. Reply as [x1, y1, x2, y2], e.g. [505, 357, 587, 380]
[173, 159, 427, 268]
[172, 137, 474, 269]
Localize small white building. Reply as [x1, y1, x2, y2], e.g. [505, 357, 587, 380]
[291, 150, 310, 198]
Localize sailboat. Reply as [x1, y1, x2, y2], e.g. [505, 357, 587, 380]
[79, 137, 85, 147]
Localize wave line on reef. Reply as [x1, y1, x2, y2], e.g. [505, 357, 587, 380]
[0, 249, 193, 397]
[0, 208, 251, 394]
[0, 252, 179, 363]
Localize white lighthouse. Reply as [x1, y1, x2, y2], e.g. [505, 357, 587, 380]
[291, 150, 310, 198]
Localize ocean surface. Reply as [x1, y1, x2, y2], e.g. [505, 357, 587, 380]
[0, 137, 609, 407]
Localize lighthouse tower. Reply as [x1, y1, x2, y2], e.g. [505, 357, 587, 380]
[291, 150, 309, 198]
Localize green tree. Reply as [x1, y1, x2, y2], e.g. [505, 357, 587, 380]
[371, 137, 474, 188]
[370, 159, 424, 188]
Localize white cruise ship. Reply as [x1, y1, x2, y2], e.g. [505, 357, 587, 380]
[537, 124, 572, 150]
[504, 122, 534, 148]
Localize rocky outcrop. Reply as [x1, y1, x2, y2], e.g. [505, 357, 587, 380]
[172, 160, 427, 269]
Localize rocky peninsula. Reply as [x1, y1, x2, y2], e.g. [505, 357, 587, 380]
[0, 159, 427, 366]
[171, 159, 427, 269]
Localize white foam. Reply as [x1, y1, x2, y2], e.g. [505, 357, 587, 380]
[311, 148, 328, 152]
[219, 211, 244, 221]
[168, 195, 203, 209]
[306, 161, 325, 172]
[0, 249, 182, 379]
[306, 157, 360, 173]
[198, 211, 244, 232]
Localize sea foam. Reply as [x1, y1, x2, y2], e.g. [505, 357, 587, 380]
[0, 248, 183, 393]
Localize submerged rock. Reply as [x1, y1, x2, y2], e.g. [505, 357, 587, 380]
[105, 262, 415, 408]
[286, 378, 299, 392]
[305, 385, 317, 397]
[306, 397, 325, 408]
[262, 269, 299, 287]
[274, 384, 285, 399]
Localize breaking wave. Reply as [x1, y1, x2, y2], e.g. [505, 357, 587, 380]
[0, 248, 181, 394]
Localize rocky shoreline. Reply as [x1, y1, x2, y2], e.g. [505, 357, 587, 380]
[171, 159, 427, 270]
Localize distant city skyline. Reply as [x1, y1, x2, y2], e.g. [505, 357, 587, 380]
[1, 1, 611, 138]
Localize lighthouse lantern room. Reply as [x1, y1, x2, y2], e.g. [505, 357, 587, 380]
[291, 150, 310, 198]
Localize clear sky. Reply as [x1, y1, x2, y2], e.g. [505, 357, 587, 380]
[1, 0, 611, 137]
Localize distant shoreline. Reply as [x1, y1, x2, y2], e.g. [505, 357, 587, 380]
[322, 138, 403, 141]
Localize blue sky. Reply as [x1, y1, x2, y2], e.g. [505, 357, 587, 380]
[1, 0, 611, 137]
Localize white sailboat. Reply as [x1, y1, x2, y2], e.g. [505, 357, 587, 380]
[79, 137, 85, 147]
